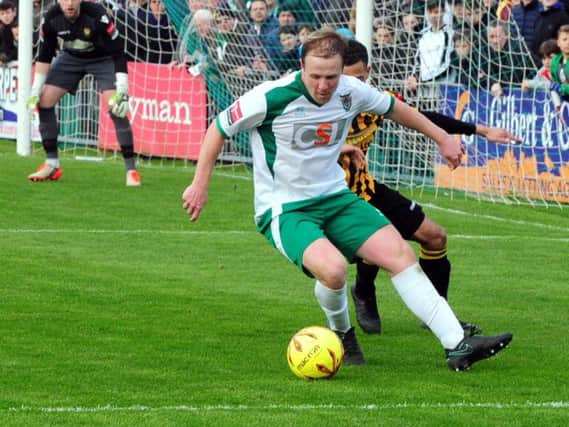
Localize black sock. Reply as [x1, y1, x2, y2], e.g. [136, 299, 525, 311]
[419, 247, 451, 299]
[354, 261, 379, 299]
[42, 139, 59, 159]
[39, 107, 59, 158]
[111, 115, 136, 170]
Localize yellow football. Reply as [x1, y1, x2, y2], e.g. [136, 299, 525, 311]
[287, 326, 344, 380]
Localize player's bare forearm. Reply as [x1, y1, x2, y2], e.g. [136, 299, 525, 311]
[387, 101, 447, 142]
[475, 125, 522, 144]
[386, 100, 463, 169]
[193, 121, 226, 187]
[340, 144, 365, 168]
[422, 110, 521, 144]
[182, 121, 226, 221]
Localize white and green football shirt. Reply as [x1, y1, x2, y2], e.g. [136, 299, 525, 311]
[215, 71, 395, 222]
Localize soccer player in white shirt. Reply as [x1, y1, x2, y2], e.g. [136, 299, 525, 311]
[182, 29, 513, 371]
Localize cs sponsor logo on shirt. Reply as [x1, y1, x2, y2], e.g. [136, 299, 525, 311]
[291, 119, 349, 149]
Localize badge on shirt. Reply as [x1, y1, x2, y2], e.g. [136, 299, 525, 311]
[339, 93, 352, 111]
[227, 101, 243, 125]
[83, 27, 92, 38]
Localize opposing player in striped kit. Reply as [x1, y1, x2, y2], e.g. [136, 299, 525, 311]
[341, 39, 521, 338]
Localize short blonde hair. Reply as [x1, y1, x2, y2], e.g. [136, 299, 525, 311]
[300, 28, 347, 63]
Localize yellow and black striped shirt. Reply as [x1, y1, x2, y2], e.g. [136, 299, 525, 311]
[340, 111, 382, 201]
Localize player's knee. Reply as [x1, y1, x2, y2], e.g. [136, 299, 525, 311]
[398, 239, 417, 265]
[318, 260, 347, 289]
[415, 219, 447, 251]
[383, 238, 416, 275]
[426, 224, 447, 250]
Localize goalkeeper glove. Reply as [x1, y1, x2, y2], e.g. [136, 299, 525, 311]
[109, 72, 129, 118]
[109, 92, 129, 118]
[28, 72, 47, 113]
[27, 95, 39, 113]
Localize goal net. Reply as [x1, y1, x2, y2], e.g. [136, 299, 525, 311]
[22, 0, 569, 206]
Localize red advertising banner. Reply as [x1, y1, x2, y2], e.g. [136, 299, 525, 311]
[98, 62, 207, 160]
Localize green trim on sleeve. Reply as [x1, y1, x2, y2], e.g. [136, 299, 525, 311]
[386, 95, 395, 115]
[215, 116, 229, 139]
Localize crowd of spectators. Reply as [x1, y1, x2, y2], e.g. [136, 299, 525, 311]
[362, 0, 569, 98]
[5, 0, 569, 100]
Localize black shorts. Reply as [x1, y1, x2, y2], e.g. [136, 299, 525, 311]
[367, 181, 425, 240]
[46, 52, 115, 95]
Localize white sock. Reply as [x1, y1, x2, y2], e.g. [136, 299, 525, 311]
[46, 158, 60, 168]
[314, 280, 351, 333]
[391, 263, 464, 349]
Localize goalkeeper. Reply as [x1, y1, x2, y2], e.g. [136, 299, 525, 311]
[342, 39, 521, 337]
[28, 0, 140, 186]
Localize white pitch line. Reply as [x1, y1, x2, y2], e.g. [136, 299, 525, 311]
[423, 203, 569, 233]
[0, 229, 567, 242]
[5, 401, 569, 413]
[0, 229, 255, 235]
[449, 234, 569, 242]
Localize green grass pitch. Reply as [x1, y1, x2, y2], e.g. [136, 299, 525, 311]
[1, 144, 568, 426]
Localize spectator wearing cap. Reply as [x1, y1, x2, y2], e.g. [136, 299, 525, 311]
[275, 3, 297, 28]
[511, 0, 540, 56]
[278, 0, 315, 26]
[531, 0, 569, 66]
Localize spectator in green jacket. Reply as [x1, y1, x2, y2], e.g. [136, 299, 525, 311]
[549, 24, 569, 101]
